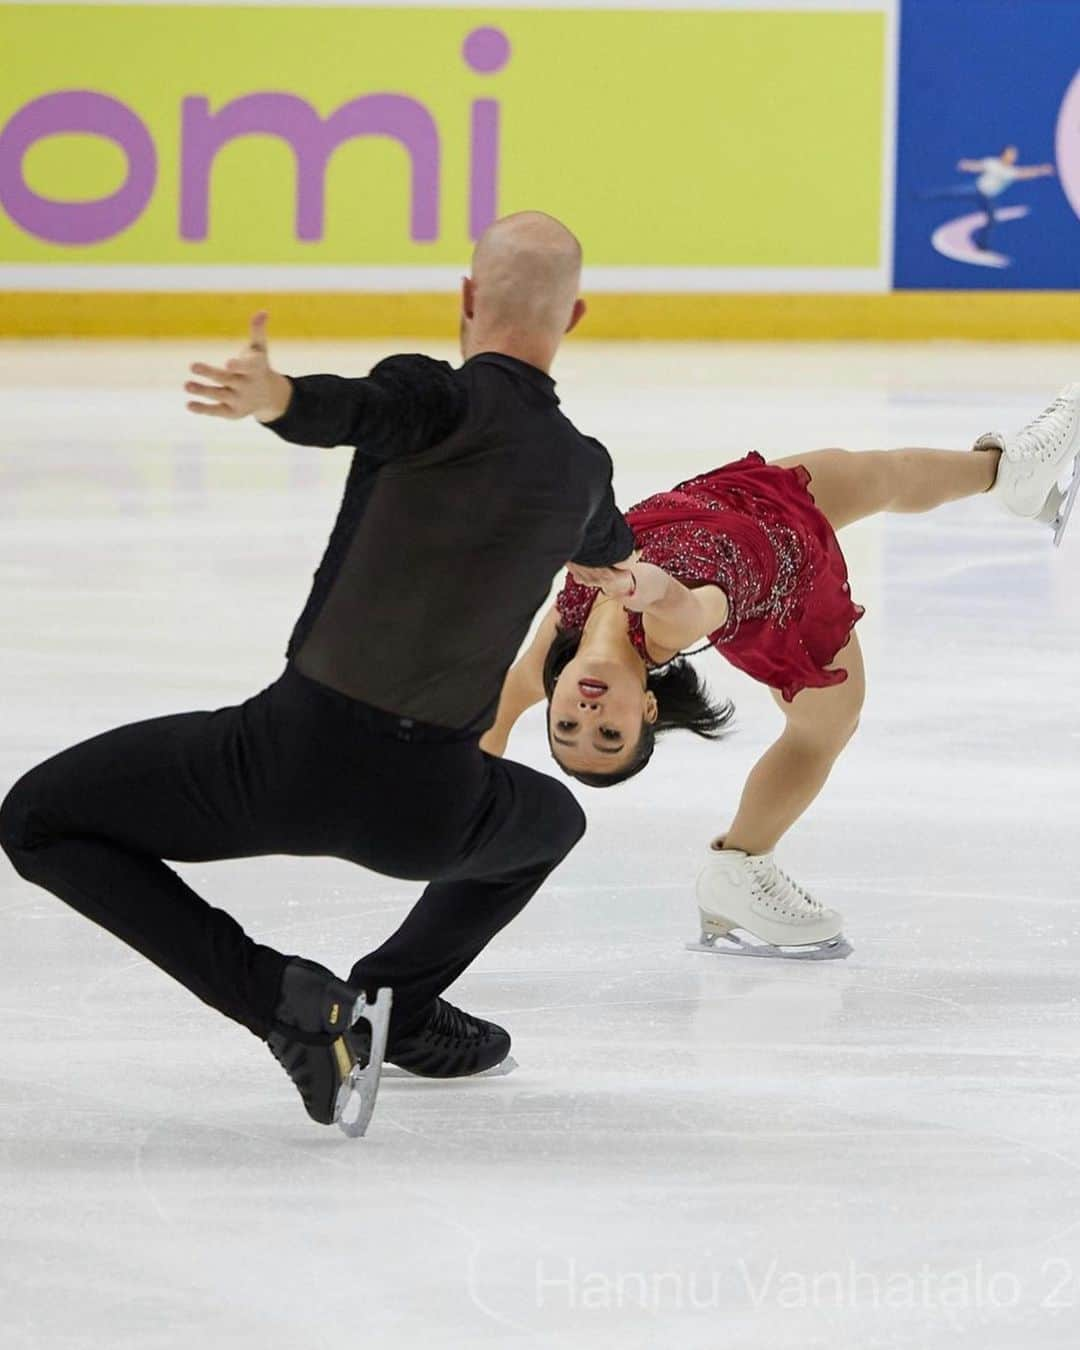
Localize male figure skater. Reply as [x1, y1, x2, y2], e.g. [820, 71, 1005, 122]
[0, 212, 635, 1135]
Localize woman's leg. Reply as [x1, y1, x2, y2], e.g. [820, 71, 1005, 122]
[770, 446, 999, 532]
[722, 633, 865, 855]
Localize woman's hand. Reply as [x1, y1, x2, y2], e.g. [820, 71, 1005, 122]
[185, 312, 293, 423]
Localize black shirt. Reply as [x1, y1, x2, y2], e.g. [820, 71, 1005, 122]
[265, 351, 634, 733]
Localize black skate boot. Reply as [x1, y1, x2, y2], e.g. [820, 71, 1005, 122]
[374, 998, 514, 1079]
[266, 958, 392, 1134]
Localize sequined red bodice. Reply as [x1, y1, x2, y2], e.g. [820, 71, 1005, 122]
[555, 452, 864, 702]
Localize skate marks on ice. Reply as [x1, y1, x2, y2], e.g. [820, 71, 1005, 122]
[3, 341, 1080, 1349]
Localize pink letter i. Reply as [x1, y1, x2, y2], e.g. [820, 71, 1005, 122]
[463, 26, 511, 240]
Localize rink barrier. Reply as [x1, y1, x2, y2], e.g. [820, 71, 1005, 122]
[2, 292, 1079, 340]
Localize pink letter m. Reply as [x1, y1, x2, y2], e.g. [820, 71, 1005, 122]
[180, 92, 439, 243]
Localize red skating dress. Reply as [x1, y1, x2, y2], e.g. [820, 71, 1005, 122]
[555, 453, 865, 703]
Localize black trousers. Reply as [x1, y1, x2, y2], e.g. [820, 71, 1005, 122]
[0, 663, 585, 1043]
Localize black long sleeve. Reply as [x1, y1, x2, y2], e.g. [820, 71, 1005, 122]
[264, 354, 465, 459]
[274, 350, 638, 730]
[571, 445, 636, 567]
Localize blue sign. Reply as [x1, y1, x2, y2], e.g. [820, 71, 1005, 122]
[895, 0, 1080, 290]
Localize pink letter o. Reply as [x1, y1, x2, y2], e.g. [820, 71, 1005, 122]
[0, 91, 156, 244]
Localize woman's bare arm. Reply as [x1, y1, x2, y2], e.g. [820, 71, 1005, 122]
[479, 607, 560, 756]
[577, 561, 729, 657]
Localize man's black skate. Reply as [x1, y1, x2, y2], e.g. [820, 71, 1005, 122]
[368, 997, 513, 1079]
[267, 957, 392, 1134]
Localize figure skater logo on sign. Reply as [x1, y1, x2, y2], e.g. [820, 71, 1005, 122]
[918, 144, 1056, 268]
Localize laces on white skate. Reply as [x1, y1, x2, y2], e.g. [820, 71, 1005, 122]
[751, 857, 825, 920]
[1011, 393, 1076, 463]
[990, 384, 1080, 545]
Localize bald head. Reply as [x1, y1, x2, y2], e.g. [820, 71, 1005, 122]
[466, 212, 584, 346]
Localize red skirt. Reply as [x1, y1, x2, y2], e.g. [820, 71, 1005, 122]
[626, 453, 865, 702]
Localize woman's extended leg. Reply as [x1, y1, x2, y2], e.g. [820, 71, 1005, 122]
[769, 445, 999, 532]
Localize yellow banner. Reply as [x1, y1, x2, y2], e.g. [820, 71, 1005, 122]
[0, 5, 886, 267]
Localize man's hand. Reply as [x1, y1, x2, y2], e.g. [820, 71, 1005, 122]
[185, 312, 293, 423]
[566, 549, 640, 597]
[568, 560, 675, 612]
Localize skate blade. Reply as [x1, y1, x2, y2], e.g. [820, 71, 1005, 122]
[481, 1054, 518, 1078]
[336, 986, 393, 1138]
[1052, 463, 1080, 547]
[382, 1054, 519, 1080]
[685, 929, 853, 961]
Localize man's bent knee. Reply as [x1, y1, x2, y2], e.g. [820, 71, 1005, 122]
[0, 766, 56, 867]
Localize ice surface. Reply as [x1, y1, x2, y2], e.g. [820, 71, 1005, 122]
[1, 339, 1079, 1350]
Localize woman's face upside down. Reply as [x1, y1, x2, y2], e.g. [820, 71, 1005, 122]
[546, 650, 657, 779]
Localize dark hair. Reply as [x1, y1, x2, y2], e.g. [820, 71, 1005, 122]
[541, 628, 734, 788]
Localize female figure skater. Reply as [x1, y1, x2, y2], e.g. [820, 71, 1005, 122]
[480, 385, 1080, 959]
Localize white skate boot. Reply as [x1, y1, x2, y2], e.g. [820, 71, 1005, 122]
[687, 844, 852, 961]
[976, 382, 1080, 547]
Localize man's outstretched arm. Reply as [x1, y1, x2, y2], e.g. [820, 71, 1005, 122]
[185, 312, 463, 456]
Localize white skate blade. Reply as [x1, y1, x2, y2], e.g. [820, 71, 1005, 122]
[1052, 462, 1080, 547]
[479, 1054, 518, 1078]
[382, 1054, 519, 1080]
[685, 929, 853, 961]
[337, 986, 392, 1138]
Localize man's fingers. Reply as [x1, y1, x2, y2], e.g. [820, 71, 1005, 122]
[569, 564, 632, 595]
[184, 380, 236, 400]
[190, 362, 236, 383]
[224, 358, 255, 376]
[187, 400, 240, 419]
[249, 310, 269, 353]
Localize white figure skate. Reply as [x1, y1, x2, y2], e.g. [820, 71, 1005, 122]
[976, 381, 1080, 547]
[687, 845, 852, 961]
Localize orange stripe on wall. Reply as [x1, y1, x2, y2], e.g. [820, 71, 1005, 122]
[2, 292, 1078, 340]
